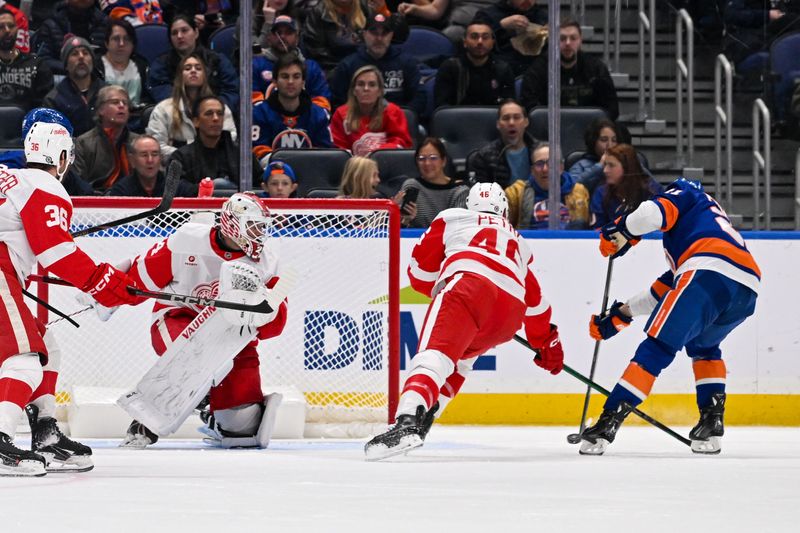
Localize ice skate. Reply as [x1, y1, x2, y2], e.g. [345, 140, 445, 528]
[419, 402, 439, 440]
[364, 405, 428, 461]
[0, 432, 47, 477]
[26, 405, 93, 473]
[119, 420, 159, 449]
[690, 393, 725, 455]
[579, 403, 633, 456]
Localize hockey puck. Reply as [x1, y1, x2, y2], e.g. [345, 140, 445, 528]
[566, 433, 582, 444]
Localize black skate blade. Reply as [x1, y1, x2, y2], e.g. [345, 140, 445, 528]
[364, 434, 424, 462]
[40, 452, 94, 473]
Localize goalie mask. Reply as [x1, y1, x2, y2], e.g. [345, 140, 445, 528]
[24, 121, 75, 181]
[220, 193, 271, 260]
[467, 182, 508, 219]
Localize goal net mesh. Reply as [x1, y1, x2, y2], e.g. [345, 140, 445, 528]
[41, 199, 398, 437]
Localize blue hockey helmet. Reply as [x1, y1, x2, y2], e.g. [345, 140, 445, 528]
[22, 108, 74, 139]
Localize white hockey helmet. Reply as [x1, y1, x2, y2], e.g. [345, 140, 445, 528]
[467, 182, 509, 218]
[24, 121, 75, 181]
[219, 192, 271, 260]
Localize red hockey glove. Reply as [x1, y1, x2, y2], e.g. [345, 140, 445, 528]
[599, 216, 640, 258]
[533, 324, 564, 375]
[81, 263, 141, 308]
[589, 301, 633, 341]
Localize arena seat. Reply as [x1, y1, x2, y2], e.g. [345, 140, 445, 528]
[0, 106, 26, 149]
[527, 107, 608, 158]
[398, 26, 454, 69]
[134, 24, 169, 63]
[209, 25, 237, 61]
[430, 106, 499, 171]
[270, 148, 351, 198]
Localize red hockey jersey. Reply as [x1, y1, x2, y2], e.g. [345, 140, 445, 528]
[408, 208, 552, 347]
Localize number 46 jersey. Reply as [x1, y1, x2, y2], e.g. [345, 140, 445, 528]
[408, 207, 553, 344]
[0, 168, 99, 286]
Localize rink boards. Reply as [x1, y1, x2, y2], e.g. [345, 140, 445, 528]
[398, 231, 800, 426]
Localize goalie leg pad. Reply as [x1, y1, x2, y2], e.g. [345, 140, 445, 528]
[117, 308, 256, 436]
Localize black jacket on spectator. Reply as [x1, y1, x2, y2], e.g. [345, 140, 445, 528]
[167, 131, 262, 191]
[467, 131, 538, 189]
[0, 52, 54, 110]
[520, 51, 618, 120]
[108, 169, 196, 197]
[147, 45, 239, 112]
[302, 1, 408, 75]
[474, 0, 548, 76]
[434, 53, 516, 108]
[32, 1, 108, 76]
[330, 44, 425, 114]
[42, 76, 105, 138]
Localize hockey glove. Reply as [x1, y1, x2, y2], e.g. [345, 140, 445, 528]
[589, 301, 633, 341]
[599, 216, 640, 258]
[533, 324, 564, 375]
[81, 263, 142, 308]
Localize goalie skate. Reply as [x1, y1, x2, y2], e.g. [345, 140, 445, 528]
[26, 405, 93, 473]
[364, 406, 427, 461]
[0, 432, 47, 477]
[119, 420, 160, 449]
[199, 393, 283, 449]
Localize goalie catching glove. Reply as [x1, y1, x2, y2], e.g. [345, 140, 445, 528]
[589, 301, 633, 341]
[218, 261, 278, 329]
[599, 216, 640, 258]
[532, 324, 564, 375]
[80, 262, 141, 308]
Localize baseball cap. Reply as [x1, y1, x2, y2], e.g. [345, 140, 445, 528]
[264, 160, 297, 182]
[366, 13, 394, 33]
[271, 15, 298, 33]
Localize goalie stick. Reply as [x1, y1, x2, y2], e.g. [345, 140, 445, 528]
[28, 268, 299, 315]
[70, 160, 181, 238]
[513, 334, 691, 447]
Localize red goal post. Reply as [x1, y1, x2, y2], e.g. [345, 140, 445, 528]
[36, 197, 401, 438]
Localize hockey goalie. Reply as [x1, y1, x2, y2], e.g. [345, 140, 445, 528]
[117, 192, 289, 449]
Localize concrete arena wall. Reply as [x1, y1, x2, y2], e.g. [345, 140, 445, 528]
[398, 230, 800, 426]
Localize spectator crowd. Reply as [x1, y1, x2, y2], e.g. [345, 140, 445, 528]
[8, 0, 781, 231]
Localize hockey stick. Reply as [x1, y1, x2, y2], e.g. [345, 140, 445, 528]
[46, 305, 93, 326]
[71, 160, 181, 238]
[28, 275, 278, 315]
[567, 258, 614, 444]
[21, 288, 80, 328]
[513, 335, 691, 447]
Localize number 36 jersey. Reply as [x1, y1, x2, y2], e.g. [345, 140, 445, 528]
[408, 208, 553, 343]
[0, 168, 99, 287]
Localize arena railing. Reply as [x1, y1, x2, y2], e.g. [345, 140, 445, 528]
[752, 98, 772, 230]
[602, 0, 629, 87]
[715, 54, 736, 216]
[637, 0, 665, 132]
[675, 8, 695, 168]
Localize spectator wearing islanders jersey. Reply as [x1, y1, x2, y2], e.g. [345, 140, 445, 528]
[252, 15, 330, 112]
[0, 7, 53, 110]
[330, 13, 425, 116]
[580, 178, 760, 456]
[252, 54, 332, 165]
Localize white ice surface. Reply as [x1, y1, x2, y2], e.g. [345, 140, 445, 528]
[3, 426, 798, 533]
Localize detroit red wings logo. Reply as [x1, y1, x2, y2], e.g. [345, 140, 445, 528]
[193, 280, 219, 300]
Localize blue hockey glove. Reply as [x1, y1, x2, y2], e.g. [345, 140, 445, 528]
[589, 301, 633, 341]
[599, 216, 640, 258]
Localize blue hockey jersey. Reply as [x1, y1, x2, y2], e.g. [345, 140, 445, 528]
[629, 178, 760, 296]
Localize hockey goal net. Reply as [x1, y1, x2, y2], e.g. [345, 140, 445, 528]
[36, 198, 400, 438]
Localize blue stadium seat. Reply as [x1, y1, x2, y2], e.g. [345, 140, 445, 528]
[769, 31, 800, 120]
[527, 107, 608, 157]
[134, 24, 169, 64]
[398, 26, 455, 69]
[209, 25, 237, 61]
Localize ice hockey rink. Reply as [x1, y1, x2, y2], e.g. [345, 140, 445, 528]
[3, 426, 797, 533]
